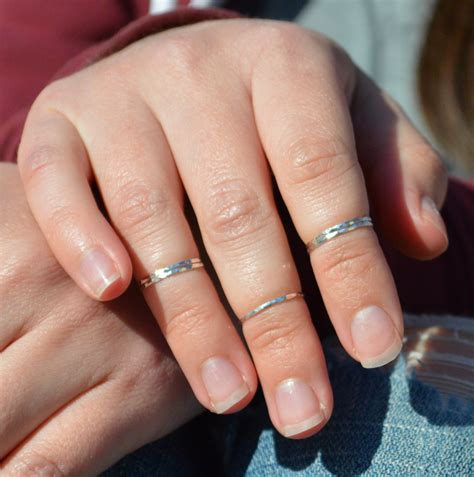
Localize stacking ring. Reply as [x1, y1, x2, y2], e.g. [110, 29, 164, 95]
[240, 292, 304, 323]
[306, 216, 373, 253]
[140, 258, 204, 289]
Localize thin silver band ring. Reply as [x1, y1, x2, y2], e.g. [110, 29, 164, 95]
[240, 292, 304, 323]
[140, 258, 204, 289]
[306, 216, 373, 253]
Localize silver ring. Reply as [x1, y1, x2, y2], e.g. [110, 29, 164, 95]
[140, 258, 204, 289]
[306, 216, 373, 253]
[240, 292, 304, 323]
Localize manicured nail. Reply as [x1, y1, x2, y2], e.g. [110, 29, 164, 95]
[275, 379, 325, 437]
[201, 357, 250, 414]
[80, 249, 121, 298]
[352, 306, 402, 368]
[421, 196, 448, 241]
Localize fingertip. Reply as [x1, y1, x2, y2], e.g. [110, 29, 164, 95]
[407, 194, 449, 261]
[210, 383, 252, 414]
[278, 400, 331, 440]
[200, 355, 256, 415]
[97, 274, 130, 301]
[420, 196, 449, 250]
[79, 247, 132, 301]
[273, 378, 331, 439]
[383, 186, 448, 261]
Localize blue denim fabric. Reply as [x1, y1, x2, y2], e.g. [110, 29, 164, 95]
[103, 317, 474, 476]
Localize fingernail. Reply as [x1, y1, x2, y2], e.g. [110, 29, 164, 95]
[421, 196, 448, 241]
[275, 379, 325, 437]
[352, 306, 402, 368]
[80, 249, 121, 298]
[201, 357, 250, 414]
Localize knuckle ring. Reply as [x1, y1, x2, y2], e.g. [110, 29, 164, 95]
[140, 258, 204, 289]
[306, 216, 373, 253]
[240, 292, 304, 323]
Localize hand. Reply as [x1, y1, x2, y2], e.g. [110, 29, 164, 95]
[17, 19, 448, 438]
[0, 164, 200, 475]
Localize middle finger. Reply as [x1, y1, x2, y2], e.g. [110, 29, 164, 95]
[156, 79, 333, 438]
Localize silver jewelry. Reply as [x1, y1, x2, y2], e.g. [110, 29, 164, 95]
[306, 216, 373, 253]
[140, 258, 203, 289]
[240, 292, 304, 322]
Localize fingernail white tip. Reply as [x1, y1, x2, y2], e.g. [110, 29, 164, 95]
[361, 337, 403, 368]
[95, 272, 121, 297]
[422, 196, 439, 213]
[421, 196, 448, 240]
[282, 413, 325, 437]
[211, 384, 250, 414]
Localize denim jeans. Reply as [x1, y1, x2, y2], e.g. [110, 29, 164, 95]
[104, 315, 474, 476]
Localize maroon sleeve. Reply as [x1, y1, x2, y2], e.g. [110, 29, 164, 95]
[0, 1, 238, 164]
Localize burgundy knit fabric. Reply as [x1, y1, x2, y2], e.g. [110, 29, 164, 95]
[0, 1, 237, 163]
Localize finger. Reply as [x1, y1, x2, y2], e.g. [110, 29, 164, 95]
[17, 111, 132, 300]
[252, 30, 404, 368]
[1, 370, 200, 476]
[352, 70, 448, 260]
[0, 319, 112, 458]
[75, 103, 257, 415]
[152, 76, 334, 438]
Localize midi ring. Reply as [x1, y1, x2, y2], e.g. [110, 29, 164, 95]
[140, 258, 204, 289]
[240, 292, 304, 323]
[306, 216, 373, 253]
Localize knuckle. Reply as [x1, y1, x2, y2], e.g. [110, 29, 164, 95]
[155, 35, 203, 77]
[5, 451, 65, 477]
[247, 315, 301, 356]
[111, 179, 172, 238]
[254, 22, 339, 71]
[256, 22, 307, 53]
[32, 79, 68, 112]
[18, 144, 63, 187]
[36, 78, 68, 104]
[283, 137, 356, 188]
[163, 300, 212, 340]
[203, 179, 272, 246]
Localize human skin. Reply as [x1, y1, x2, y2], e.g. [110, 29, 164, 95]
[0, 164, 201, 475]
[17, 19, 448, 438]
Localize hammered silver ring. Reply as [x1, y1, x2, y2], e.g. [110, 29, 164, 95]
[306, 216, 373, 253]
[240, 292, 304, 323]
[140, 258, 204, 289]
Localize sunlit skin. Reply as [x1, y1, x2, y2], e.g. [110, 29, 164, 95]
[15, 19, 447, 453]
